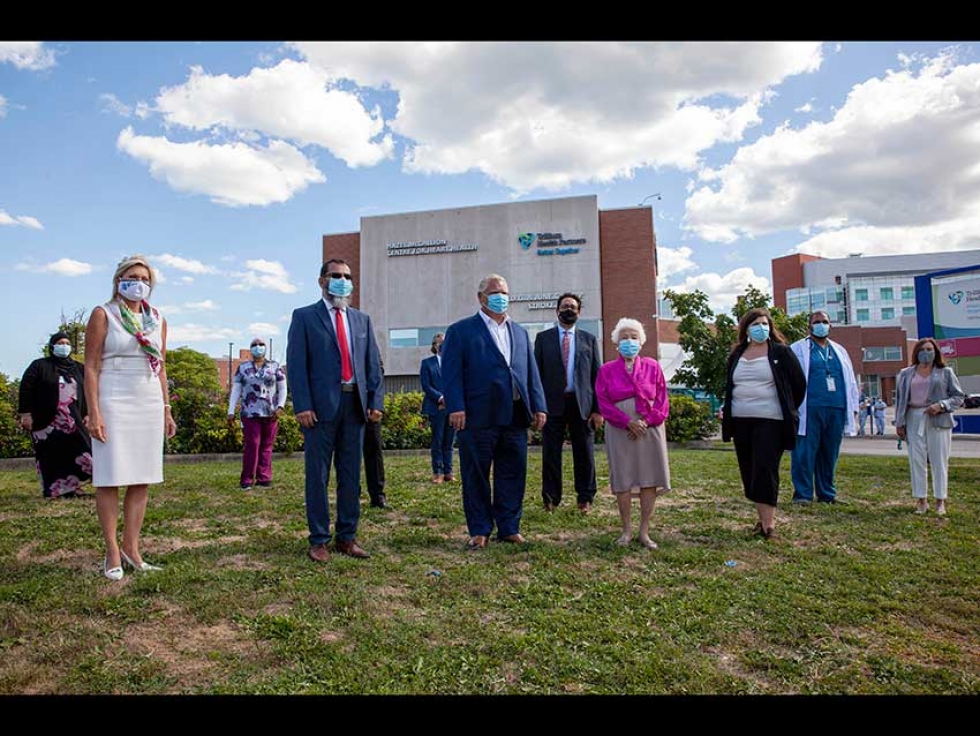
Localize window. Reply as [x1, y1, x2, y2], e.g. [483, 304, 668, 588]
[903, 306, 916, 316]
[881, 307, 895, 320]
[901, 286, 915, 300]
[863, 346, 903, 362]
[855, 288, 869, 301]
[856, 308, 870, 322]
[880, 287, 894, 301]
[389, 328, 419, 348]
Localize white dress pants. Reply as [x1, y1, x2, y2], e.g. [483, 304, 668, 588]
[905, 407, 951, 500]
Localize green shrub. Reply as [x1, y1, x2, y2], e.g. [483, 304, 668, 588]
[380, 391, 431, 449]
[665, 393, 719, 443]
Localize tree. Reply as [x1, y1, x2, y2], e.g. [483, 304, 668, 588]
[0, 372, 32, 458]
[165, 347, 237, 454]
[664, 285, 811, 401]
[662, 289, 736, 400]
[37, 308, 88, 360]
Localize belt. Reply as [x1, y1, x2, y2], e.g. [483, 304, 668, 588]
[341, 383, 357, 393]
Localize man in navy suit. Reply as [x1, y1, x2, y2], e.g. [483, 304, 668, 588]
[442, 273, 547, 549]
[287, 259, 384, 562]
[420, 332, 455, 485]
[534, 293, 604, 514]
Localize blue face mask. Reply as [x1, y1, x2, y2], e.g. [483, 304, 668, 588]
[619, 338, 641, 358]
[748, 324, 770, 343]
[327, 276, 354, 298]
[918, 350, 935, 365]
[812, 322, 830, 338]
[52, 344, 71, 358]
[251, 345, 266, 358]
[486, 293, 509, 314]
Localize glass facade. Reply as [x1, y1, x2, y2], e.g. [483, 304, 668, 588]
[881, 307, 895, 320]
[855, 288, 868, 301]
[785, 286, 846, 323]
[847, 275, 915, 326]
[856, 308, 870, 322]
[903, 306, 916, 316]
[901, 286, 915, 300]
[880, 287, 894, 300]
[863, 346, 903, 362]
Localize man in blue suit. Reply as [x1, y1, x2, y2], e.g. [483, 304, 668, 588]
[287, 259, 384, 562]
[420, 332, 455, 485]
[443, 273, 547, 549]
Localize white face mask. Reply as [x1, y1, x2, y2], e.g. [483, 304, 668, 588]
[118, 279, 152, 301]
[52, 344, 72, 358]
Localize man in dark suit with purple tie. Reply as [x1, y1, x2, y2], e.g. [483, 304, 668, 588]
[534, 293, 604, 514]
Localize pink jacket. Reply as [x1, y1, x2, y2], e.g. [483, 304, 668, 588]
[595, 356, 670, 429]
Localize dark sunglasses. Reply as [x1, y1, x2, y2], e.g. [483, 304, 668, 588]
[325, 272, 353, 280]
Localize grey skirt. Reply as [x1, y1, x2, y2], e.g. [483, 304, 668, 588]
[604, 398, 671, 495]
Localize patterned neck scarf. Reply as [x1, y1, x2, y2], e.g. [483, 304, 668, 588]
[117, 300, 163, 375]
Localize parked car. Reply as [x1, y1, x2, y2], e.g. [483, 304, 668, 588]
[964, 394, 980, 409]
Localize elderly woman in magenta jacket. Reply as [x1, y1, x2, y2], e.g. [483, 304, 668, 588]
[595, 317, 670, 550]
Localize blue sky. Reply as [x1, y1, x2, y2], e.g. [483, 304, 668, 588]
[3, 41, 980, 378]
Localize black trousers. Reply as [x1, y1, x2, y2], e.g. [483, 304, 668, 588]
[731, 417, 785, 506]
[541, 394, 597, 505]
[362, 418, 385, 502]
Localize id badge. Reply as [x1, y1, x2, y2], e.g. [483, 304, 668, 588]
[827, 376, 836, 392]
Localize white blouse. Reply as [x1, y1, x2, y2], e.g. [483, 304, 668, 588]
[731, 356, 783, 420]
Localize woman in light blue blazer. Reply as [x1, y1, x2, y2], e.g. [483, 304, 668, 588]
[895, 337, 965, 515]
[420, 333, 455, 484]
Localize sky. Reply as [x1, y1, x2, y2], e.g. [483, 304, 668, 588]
[3, 40, 980, 378]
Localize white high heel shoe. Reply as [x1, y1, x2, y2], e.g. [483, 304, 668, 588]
[103, 558, 124, 581]
[120, 550, 162, 572]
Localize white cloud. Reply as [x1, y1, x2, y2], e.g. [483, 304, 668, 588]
[794, 101, 814, 113]
[0, 209, 44, 229]
[157, 304, 181, 315]
[16, 258, 94, 277]
[100, 93, 132, 117]
[230, 259, 298, 293]
[116, 126, 325, 207]
[685, 48, 980, 258]
[152, 60, 394, 168]
[293, 41, 823, 192]
[669, 267, 771, 314]
[153, 253, 218, 274]
[180, 276, 194, 284]
[247, 322, 281, 337]
[152, 268, 166, 284]
[184, 299, 219, 311]
[656, 246, 698, 283]
[0, 42, 56, 71]
[0, 94, 7, 119]
[167, 323, 237, 344]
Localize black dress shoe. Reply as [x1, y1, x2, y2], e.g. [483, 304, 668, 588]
[370, 496, 389, 508]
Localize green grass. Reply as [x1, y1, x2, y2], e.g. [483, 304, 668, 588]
[1, 449, 978, 694]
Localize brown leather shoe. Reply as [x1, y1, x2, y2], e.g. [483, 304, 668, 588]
[465, 535, 488, 550]
[308, 543, 331, 563]
[577, 501, 592, 514]
[501, 533, 527, 544]
[335, 539, 370, 558]
[431, 474, 444, 484]
[443, 474, 456, 482]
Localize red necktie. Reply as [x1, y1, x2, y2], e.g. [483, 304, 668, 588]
[335, 309, 354, 382]
[561, 330, 571, 373]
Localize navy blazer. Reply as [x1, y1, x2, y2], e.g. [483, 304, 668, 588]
[442, 312, 546, 429]
[534, 325, 601, 420]
[420, 355, 445, 416]
[286, 300, 384, 421]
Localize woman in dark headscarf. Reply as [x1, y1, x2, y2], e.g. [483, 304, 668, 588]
[17, 332, 93, 498]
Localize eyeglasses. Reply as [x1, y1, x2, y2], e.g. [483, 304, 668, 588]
[326, 272, 353, 280]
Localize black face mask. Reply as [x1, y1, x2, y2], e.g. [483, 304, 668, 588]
[558, 309, 578, 325]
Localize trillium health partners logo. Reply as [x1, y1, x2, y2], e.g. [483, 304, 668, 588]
[518, 233, 537, 250]
[949, 291, 965, 305]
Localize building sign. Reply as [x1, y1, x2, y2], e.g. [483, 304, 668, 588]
[511, 292, 563, 310]
[387, 239, 478, 257]
[932, 269, 980, 338]
[518, 232, 587, 256]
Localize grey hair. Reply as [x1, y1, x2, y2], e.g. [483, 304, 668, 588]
[478, 273, 508, 295]
[610, 317, 646, 346]
[111, 254, 155, 301]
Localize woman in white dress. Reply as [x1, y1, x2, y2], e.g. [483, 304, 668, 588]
[84, 255, 177, 580]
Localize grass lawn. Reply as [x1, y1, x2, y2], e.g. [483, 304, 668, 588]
[1, 449, 978, 694]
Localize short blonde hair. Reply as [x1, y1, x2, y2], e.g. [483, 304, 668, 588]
[610, 317, 646, 345]
[111, 254, 156, 301]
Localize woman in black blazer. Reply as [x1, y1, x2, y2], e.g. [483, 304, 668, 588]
[17, 332, 93, 497]
[721, 309, 806, 539]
